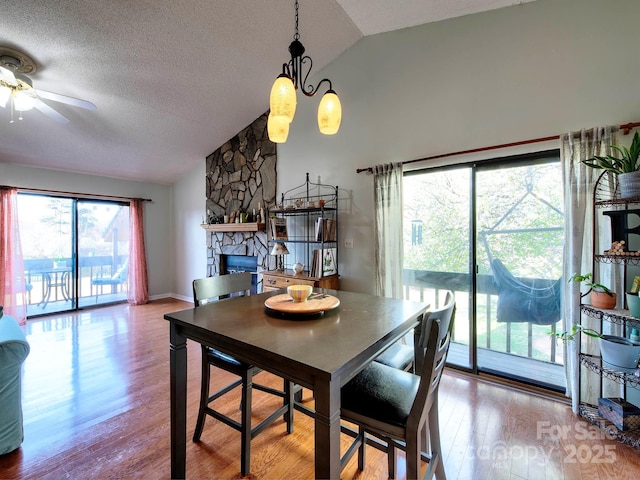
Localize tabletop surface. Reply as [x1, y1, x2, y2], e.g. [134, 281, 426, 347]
[165, 289, 427, 382]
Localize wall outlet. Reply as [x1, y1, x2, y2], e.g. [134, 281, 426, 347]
[344, 238, 354, 249]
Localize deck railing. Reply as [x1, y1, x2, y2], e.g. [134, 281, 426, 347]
[23, 255, 128, 308]
[403, 269, 562, 365]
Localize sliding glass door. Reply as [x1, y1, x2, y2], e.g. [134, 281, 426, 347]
[475, 160, 564, 388]
[77, 200, 129, 309]
[403, 168, 473, 369]
[403, 151, 565, 390]
[18, 194, 129, 317]
[20, 195, 74, 316]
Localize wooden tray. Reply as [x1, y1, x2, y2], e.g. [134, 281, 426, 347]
[264, 293, 340, 315]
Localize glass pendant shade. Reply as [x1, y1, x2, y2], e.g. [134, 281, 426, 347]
[267, 113, 290, 143]
[0, 85, 11, 108]
[317, 89, 342, 135]
[13, 90, 36, 111]
[269, 74, 296, 123]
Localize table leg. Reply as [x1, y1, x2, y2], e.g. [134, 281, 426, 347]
[170, 322, 188, 479]
[61, 271, 71, 301]
[314, 379, 341, 479]
[38, 273, 52, 308]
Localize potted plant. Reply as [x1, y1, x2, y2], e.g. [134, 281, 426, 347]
[582, 131, 640, 199]
[569, 272, 617, 310]
[552, 324, 640, 370]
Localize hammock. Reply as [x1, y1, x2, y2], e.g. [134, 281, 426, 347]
[480, 173, 563, 325]
[490, 258, 562, 325]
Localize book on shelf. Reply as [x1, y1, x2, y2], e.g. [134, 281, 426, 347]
[270, 217, 288, 241]
[315, 217, 336, 242]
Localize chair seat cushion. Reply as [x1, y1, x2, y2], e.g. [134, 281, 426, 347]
[375, 343, 413, 371]
[341, 362, 419, 428]
[92, 278, 121, 286]
[207, 347, 246, 368]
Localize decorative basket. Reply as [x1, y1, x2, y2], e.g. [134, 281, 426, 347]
[598, 397, 640, 431]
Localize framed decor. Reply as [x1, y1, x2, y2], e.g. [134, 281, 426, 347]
[270, 217, 288, 241]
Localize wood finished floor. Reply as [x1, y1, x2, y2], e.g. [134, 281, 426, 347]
[1, 298, 640, 479]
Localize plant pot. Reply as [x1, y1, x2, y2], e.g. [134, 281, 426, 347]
[618, 172, 640, 199]
[626, 292, 640, 318]
[600, 335, 640, 370]
[591, 291, 617, 309]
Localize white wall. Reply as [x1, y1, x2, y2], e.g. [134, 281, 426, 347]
[172, 159, 207, 301]
[0, 163, 173, 298]
[277, 0, 640, 294]
[173, 0, 640, 296]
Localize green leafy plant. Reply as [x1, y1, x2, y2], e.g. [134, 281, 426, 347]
[568, 272, 614, 296]
[582, 131, 640, 174]
[550, 324, 602, 343]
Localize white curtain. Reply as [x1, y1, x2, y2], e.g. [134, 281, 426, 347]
[561, 126, 617, 413]
[373, 162, 404, 299]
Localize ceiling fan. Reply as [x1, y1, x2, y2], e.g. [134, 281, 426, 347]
[0, 47, 96, 124]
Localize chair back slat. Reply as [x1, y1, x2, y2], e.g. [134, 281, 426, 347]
[414, 291, 455, 374]
[193, 272, 252, 306]
[409, 294, 455, 428]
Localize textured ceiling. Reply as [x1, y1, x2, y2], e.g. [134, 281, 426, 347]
[0, 0, 535, 185]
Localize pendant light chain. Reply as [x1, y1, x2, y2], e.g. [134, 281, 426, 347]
[294, 0, 300, 41]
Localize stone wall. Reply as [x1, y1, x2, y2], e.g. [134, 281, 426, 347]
[204, 112, 276, 276]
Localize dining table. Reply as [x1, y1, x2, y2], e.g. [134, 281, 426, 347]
[163, 288, 428, 479]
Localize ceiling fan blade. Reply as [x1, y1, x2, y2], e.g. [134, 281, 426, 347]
[0, 66, 17, 85]
[34, 99, 69, 124]
[35, 89, 97, 110]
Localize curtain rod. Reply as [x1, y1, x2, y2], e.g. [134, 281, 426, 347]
[356, 121, 640, 174]
[1, 185, 152, 202]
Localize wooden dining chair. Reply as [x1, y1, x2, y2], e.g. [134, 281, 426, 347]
[340, 296, 455, 480]
[192, 273, 295, 476]
[374, 291, 454, 373]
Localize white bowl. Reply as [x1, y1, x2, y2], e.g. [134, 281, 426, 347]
[287, 284, 313, 303]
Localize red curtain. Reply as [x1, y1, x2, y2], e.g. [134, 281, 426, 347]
[127, 198, 149, 305]
[0, 187, 27, 324]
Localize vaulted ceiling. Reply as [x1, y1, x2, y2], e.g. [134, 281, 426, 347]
[0, 0, 535, 184]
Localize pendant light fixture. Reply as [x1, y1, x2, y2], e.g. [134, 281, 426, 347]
[268, 0, 342, 143]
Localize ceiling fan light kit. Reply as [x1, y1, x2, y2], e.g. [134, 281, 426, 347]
[0, 47, 96, 124]
[267, 0, 342, 143]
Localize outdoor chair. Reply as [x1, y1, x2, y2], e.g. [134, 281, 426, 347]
[192, 273, 294, 476]
[92, 260, 128, 301]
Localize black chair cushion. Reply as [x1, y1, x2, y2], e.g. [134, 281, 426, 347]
[341, 362, 419, 428]
[207, 347, 244, 368]
[375, 343, 413, 370]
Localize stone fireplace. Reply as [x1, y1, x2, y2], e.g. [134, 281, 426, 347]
[204, 112, 277, 278]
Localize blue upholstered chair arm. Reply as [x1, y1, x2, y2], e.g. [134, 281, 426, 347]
[0, 315, 30, 455]
[0, 316, 30, 366]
